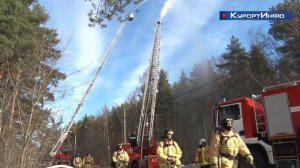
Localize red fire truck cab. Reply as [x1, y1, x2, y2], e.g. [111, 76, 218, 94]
[122, 133, 159, 168]
[53, 147, 72, 166]
[213, 81, 300, 168]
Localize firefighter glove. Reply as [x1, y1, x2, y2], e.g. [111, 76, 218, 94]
[246, 154, 254, 165]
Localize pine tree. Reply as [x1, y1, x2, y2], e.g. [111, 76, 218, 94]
[0, 1, 65, 167]
[155, 69, 173, 138]
[190, 63, 208, 87]
[85, 0, 143, 27]
[269, 1, 300, 80]
[248, 42, 274, 93]
[173, 70, 192, 96]
[216, 36, 250, 98]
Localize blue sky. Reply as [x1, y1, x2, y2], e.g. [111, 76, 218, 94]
[39, 0, 283, 123]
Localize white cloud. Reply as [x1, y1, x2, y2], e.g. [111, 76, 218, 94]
[60, 2, 106, 103]
[75, 22, 102, 73]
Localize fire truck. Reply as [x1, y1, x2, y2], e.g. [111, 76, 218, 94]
[213, 80, 300, 168]
[121, 21, 162, 168]
[52, 147, 72, 166]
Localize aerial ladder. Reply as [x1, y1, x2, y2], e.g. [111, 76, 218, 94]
[137, 21, 161, 149]
[124, 21, 162, 168]
[49, 0, 149, 162]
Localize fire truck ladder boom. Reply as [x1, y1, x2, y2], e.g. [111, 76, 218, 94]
[49, 13, 135, 158]
[137, 21, 161, 147]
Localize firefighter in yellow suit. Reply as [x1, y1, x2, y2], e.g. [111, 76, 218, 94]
[83, 153, 94, 168]
[157, 129, 182, 168]
[210, 118, 254, 168]
[73, 154, 83, 168]
[112, 144, 129, 168]
[195, 139, 210, 168]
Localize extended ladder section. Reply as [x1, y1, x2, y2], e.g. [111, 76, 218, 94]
[137, 22, 161, 147]
[252, 94, 267, 135]
[49, 13, 135, 158]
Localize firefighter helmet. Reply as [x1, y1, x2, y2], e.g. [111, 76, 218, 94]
[114, 144, 122, 151]
[221, 118, 233, 131]
[199, 138, 206, 145]
[164, 129, 174, 136]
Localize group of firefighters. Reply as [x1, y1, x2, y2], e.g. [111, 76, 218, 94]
[111, 117, 254, 168]
[73, 153, 94, 168]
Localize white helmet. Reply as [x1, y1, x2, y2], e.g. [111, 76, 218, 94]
[199, 138, 206, 145]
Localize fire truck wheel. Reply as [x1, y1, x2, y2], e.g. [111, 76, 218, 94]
[251, 149, 267, 168]
[131, 161, 139, 168]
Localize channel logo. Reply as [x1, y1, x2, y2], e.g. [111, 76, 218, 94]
[220, 11, 294, 20]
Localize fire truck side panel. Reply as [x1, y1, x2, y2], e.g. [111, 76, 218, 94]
[262, 84, 300, 136]
[289, 86, 300, 136]
[264, 92, 295, 138]
[261, 83, 300, 167]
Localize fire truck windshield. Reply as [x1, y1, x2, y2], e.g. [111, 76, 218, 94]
[218, 104, 241, 126]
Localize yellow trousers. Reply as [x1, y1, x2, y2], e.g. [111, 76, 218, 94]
[211, 157, 238, 168]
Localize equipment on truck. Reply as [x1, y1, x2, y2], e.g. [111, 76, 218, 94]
[122, 21, 162, 168]
[212, 80, 300, 168]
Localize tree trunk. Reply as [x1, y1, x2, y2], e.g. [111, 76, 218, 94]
[1, 68, 21, 168]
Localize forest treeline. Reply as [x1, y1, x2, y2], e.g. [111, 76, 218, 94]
[0, 0, 299, 167]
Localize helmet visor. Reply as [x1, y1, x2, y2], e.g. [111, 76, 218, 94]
[167, 130, 174, 135]
[225, 118, 233, 127]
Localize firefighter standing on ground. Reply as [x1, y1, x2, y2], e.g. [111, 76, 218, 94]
[73, 154, 83, 168]
[210, 118, 254, 168]
[195, 139, 210, 168]
[83, 153, 94, 168]
[112, 143, 129, 168]
[157, 129, 182, 168]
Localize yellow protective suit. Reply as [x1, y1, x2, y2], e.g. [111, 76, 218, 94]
[210, 130, 253, 168]
[112, 149, 129, 168]
[195, 146, 210, 167]
[73, 156, 83, 168]
[157, 139, 182, 168]
[83, 155, 94, 168]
